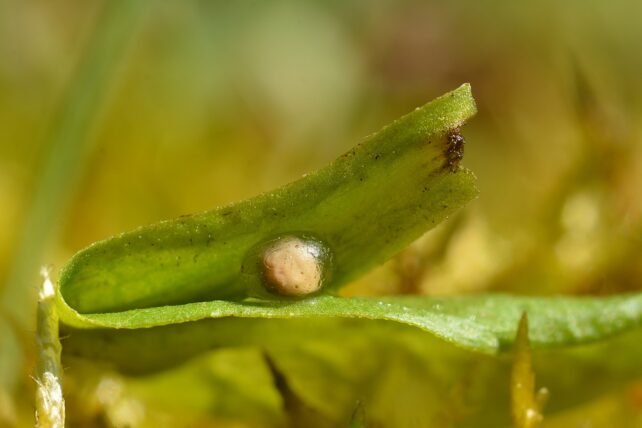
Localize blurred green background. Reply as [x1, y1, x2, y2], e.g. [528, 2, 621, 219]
[1, 0, 642, 426]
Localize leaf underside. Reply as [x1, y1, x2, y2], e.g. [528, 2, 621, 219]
[61, 293, 642, 367]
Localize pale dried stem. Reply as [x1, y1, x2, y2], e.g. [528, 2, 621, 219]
[35, 268, 64, 428]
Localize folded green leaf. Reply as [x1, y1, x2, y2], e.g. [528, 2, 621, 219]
[57, 83, 642, 373]
[58, 83, 478, 315]
[58, 80, 642, 378]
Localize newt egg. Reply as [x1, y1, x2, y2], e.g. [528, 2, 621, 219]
[261, 236, 325, 297]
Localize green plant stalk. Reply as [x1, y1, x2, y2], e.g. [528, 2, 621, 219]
[512, 313, 548, 428]
[35, 269, 64, 428]
[0, 0, 146, 392]
[3, 0, 145, 330]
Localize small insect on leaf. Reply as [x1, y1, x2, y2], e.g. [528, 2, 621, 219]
[445, 128, 465, 172]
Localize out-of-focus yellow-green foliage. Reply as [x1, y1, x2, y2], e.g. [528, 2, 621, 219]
[1, 0, 642, 426]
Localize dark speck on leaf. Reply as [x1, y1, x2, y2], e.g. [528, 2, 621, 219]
[340, 149, 356, 159]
